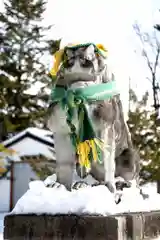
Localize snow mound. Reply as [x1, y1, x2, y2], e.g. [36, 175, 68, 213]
[11, 180, 160, 216]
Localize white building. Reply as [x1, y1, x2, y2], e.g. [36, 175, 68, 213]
[0, 127, 55, 212]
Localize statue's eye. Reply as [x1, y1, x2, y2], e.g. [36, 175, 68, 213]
[63, 57, 75, 68]
[82, 59, 92, 67]
[80, 58, 92, 68]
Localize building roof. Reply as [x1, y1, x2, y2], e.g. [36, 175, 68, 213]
[0, 129, 55, 178]
[2, 127, 54, 148]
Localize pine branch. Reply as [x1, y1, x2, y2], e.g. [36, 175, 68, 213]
[0, 0, 60, 139]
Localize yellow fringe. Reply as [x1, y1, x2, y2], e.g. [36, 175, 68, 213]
[77, 138, 104, 168]
[89, 139, 98, 162]
[96, 44, 108, 57]
[77, 141, 91, 168]
[50, 49, 64, 77]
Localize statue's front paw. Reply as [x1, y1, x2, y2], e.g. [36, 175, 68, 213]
[114, 191, 123, 204]
[45, 181, 66, 190]
[139, 189, 149, 200]
[92, 181, 116, 193]
[72, 181, 89, 190]
[115, 180, 132, 191]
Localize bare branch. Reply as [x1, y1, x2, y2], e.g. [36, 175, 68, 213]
[133, 23, 154, 73]
[153, 45, 160, 75]
[133, 23, 160, 75]
[142, 49, 153, 73]
[133, 22, 160, 118]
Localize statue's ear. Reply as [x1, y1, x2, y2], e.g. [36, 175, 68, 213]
[102, 66, 108, 83]
[65, 49, 74, 59]
[84, 44, 95, 56]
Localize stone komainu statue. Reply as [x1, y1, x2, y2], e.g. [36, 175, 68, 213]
[47, 43, 140, 194]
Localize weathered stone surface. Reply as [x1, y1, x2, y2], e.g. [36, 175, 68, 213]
[4, 214, 124, 240]
[4, 211, 160, 240]
[123, 211, 160, 239]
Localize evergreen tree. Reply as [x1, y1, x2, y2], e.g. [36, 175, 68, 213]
[128, 89, 160, 184]
[0, 0, 60, 140]
[0, 143, 16, 178]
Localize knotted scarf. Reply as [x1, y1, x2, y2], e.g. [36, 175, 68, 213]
[50, 80, 119, 169]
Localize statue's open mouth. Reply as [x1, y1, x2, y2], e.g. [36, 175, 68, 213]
[70, 78, 96, 85]
[56, 78, 96, 89]
[71, 78, 94, 84]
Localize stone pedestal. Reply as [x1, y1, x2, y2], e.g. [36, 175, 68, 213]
[4, 211, 160, 240]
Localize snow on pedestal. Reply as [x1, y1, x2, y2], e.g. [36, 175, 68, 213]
[4, 180, 160, 240]
[9, 180, 160, 215]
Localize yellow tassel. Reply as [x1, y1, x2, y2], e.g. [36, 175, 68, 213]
[77, 141, 91, 169]
[96, 44, 108, 52]
[77, 138, 103, 168]
[89, 139, 98, 162]
[50, 49, 64, 77]
[96, 44, 108, 57]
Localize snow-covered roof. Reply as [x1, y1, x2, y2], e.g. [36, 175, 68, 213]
[2, 127, 54, 148]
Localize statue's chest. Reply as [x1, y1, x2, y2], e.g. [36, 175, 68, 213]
[50, 102, 102, 135]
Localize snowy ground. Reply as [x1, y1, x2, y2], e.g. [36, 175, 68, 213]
[0, 213, 6, 240]
[0, 180, 160, 239]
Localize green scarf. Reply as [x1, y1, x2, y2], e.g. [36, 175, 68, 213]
[50, 81, 119, 168]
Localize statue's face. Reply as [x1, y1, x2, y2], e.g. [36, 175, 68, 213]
[56, 44, 107, 88]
